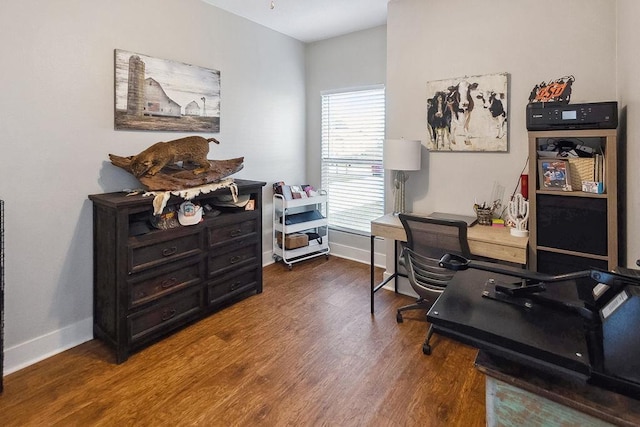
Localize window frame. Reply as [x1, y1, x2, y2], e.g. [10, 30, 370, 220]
[320, 85, 386, 236]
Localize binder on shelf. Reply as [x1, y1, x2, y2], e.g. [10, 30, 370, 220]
[282, 210, 324, 225]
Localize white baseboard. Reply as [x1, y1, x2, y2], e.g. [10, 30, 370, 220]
[263, 241, 385, 268]
[4, 317, 93, 376]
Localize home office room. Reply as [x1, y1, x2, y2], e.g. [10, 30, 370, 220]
[1, 0, 640, 425]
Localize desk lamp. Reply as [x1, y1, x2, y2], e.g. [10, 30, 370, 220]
[384, 139, 422, 215]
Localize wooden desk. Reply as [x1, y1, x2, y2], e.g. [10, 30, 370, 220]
[370, 213, 528, 313]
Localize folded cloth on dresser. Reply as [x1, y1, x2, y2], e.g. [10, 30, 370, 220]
[145, 178, 237, 215]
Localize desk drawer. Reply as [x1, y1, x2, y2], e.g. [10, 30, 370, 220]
[129, 261, 202, 309]
[128, 288, 203, 344]
[129, 232, 202, 274]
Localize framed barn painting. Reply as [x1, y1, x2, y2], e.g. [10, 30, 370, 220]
[114, 49, 220, 132]
[426, 72, 508, 152]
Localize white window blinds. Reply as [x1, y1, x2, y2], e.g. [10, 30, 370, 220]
[321, 86, 385, 235]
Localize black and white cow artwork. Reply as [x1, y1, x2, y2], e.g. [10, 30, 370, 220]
[446, 81, 479, 145]
[476, 90, 507, 139]
[427, 91, 452, 149]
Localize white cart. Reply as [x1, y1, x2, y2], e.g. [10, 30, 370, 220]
[272, 191, 330, 269]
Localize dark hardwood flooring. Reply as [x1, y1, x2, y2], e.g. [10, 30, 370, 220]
[0, 256, 485, 426]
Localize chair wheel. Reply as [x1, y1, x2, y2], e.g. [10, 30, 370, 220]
[396, 311, 403, 323]
[422, 344, 431, 355]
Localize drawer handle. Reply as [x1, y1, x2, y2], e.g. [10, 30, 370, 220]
[230, 229, 243, 237]
[230, 255, 242, 264]
[161, 308, 177, 321]
[160, 277, 178, 289]
[162, 246, 178, 257]
[230, 281, 242, 291]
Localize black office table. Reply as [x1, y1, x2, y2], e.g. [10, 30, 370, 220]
[427, 268, 640, 424]
[427, 269, 591, 377]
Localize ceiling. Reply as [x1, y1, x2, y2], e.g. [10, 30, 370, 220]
[200, 0, 388, 43]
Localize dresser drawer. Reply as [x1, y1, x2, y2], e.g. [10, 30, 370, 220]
[129, 232, 202, 274]
[208, 211, 259, 248]
[128, 288, 204, 344]
[208, 243, 258, 276]
[207, 268, 259, 306]
[129, 261, 202, 309]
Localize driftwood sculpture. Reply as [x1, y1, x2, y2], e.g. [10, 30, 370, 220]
[130, 136, 218, 177]
[109, 136, 244, 191]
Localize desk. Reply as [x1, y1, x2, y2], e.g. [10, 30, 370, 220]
[370, 213, 528, 313]
[427, 268, 640, 425]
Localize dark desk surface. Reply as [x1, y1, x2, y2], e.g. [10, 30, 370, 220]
[428, 269, 640, 424]
[427, 269, 590, 376]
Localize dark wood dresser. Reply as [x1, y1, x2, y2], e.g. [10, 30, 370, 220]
[89, 179, 266, 363]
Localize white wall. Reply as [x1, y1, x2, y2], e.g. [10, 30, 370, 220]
[617, 0, 640, 266]
[387, 0, 616, 216]
[0, 0, 306, 374]
[305, 26, 388, 264]
[385, 0, 631, 294]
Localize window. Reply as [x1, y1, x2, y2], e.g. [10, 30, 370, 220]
[321, 86, 385, 235]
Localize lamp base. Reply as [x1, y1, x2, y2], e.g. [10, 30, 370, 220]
[393, 170, 407, 215]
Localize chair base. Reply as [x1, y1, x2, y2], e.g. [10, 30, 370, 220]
[396, 298, 429, 323]
[423, 324, 435, 355]
[396, 299, 437, 355]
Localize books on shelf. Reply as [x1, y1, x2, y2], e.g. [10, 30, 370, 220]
[594, 153, 605, 192]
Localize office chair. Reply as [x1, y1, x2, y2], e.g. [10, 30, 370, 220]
[396, 214, 472, 355]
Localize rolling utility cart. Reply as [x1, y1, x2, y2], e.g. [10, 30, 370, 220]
[273, 191, 329, 269]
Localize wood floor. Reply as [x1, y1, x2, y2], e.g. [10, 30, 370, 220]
[0, 256, 486, 426]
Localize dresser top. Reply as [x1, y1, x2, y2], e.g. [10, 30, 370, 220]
[89, 179, 266, 208]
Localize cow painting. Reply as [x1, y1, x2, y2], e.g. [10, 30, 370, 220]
[446, 81, 479, 145]
[426, 73, 508, 152]
[427, 91, 452, 149]
[476, 90, 507, 139]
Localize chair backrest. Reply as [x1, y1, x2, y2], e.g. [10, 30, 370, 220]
[398, 214, 472, 260]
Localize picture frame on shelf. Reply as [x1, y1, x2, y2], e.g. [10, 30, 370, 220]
[538, 159, 572, 191]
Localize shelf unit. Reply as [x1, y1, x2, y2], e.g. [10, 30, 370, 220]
[272, 192, 330, 269]
[527, 128, 619, 274]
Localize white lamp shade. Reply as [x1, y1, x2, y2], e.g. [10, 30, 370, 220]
[384, 139, 422, 171]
